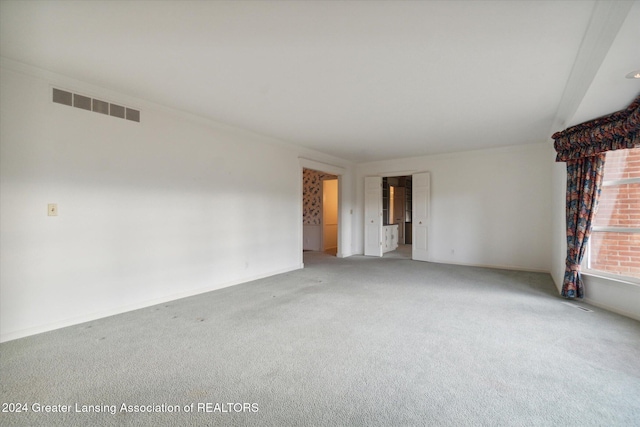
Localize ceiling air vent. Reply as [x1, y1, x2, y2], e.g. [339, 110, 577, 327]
[52, 88, 140, 123]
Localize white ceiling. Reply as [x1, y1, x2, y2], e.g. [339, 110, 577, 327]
[1, 0, 638, 163]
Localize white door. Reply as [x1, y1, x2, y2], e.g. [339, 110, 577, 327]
[412, 172, 430, 262]
[364, 176, 383, 257]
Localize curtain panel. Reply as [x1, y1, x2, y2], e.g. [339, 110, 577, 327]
[562, 155, 605, 298]
[553, 95, 640, 161]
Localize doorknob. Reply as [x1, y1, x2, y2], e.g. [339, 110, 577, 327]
[371, 220, 374, 223]
[419, 221, 422, 224]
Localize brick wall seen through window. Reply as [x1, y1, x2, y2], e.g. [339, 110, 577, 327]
[588, 147, 640, 280]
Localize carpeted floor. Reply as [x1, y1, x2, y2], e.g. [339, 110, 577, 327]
[1, 251, 639, 426]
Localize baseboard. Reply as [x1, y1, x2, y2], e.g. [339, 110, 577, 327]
[0, 264, 303, 343]
[336, 250, 356, 258]
[429, 258, 550, 274]
[349, 253, 550, 273]
[583, 298, 640, 322]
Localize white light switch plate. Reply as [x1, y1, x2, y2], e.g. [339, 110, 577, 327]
[48, 203, 58, 216]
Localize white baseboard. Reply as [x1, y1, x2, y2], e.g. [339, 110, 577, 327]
[0, 264, 302, 343]
[349, 253, 550, 273]
[583, 298, 640, 322]
[428, 258, 550, 274]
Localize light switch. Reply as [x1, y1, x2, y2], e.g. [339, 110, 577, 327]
[48, 203, 58, 216]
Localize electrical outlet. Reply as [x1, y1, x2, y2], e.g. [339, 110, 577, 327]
[48, 203, 58, 216]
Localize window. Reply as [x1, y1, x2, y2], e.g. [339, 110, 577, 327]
[586, 147, 640, 281]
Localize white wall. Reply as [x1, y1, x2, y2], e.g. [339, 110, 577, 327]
[302, 225, 321, 251]
[550, 146, 567, 288]
[356, 144, 553, 272]
[0, 60, 354, 342]
[549, 146, 640, 321]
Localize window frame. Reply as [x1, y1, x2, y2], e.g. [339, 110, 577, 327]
[584, 173, 640, 285]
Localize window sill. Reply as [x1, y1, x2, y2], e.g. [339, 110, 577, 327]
[582, 271, 640, 288]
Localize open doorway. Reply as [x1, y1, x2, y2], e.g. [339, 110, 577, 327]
[364, 172, 429, 261]
[303, 168, 338, 256]
[322, 178, 338, 255]
[383, 176, 412, 258]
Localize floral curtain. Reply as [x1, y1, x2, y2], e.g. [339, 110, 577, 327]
[561, 155, 605, 298]
[554, 95, 640, 161]
[553, 94, 639, 298]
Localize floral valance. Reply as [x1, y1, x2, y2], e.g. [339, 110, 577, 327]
[553, 94, 640, 162]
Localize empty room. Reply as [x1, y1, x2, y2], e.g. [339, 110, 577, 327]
[1, 1, 639, 426]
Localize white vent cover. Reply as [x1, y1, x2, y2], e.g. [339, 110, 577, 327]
[562, 302, 594, 312]
[52, 88, 140, 123]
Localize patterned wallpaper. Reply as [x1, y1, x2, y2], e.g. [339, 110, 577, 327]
[303, 169, 337, 225]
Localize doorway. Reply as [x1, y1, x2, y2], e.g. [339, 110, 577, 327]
[302, 168, 339, 256]
[384, 176, 412, 258]
[384, 176, 412, 243]
[322, 179, 338, 255]
[364, 172, 430, 261]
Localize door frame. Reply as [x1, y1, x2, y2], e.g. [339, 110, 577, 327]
[299, 158, 346, 267]
[363, 171, 431, 261]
